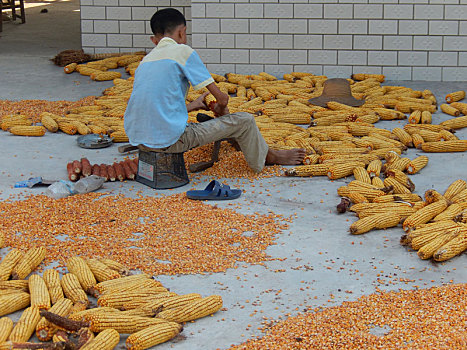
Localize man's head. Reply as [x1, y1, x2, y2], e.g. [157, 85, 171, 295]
[150, 8, 187, 45]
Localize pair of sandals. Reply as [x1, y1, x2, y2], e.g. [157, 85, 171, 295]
[186, 180, 241, 200]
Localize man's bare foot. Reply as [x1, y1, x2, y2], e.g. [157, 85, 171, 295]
[266, 148, 307, 166]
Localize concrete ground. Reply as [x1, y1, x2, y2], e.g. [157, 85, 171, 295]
[1, 2, 467, 349]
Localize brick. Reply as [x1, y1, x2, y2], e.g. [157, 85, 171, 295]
[206, 34, 234, 48]
[132, 7, 156, 21]
[279, 50, 307, 64]
[323, 4, 353, 19]
[82, 33, 107, 47]
[119, 0, 143, 5]
[235, 4, 263, 18]
[106, 7, 131, 20]
[445, 5, 467, 19]
[265, 34, 293, 49]
[81, 20, 94, 33]
[264, 4, 293, 18]
[383, 5, 413, 19]
[338, 20, 367, 34]
[429, 51, 458, 66]
[353, 35, 382, 50]
[400, 0, 427, 3]
[293, 35, 323, 50]
[80, 6, 106, 20]
[414, 5, 444, 19]
[80, 0, 93, 6]
[461, 21, 467, 34]
[133, 34, 152, 48]
[323, 65, 353, 78]
[399, 20, 428, 35]
[279, 19, 308, 34]
[368, 51, 398, 66]
[308, 20, 338, 34]
[250, 19, 278, 34]
[430, 0, 459, 3]
[192, 19, 219, 33]
[206, 4, 234, 18]
[444, 36, 467, 50]
[264, 65, 293, 78]
[430, 20, 459, 35]
[171, 0, 190, 6]
[399, 51, 428, 66]
[352, 66, 383, 75]
[308, 50, 337, 65]
[221, 49, 249, 64]
[82, 47, 96, 54]
[293, 4, 322, 19]
[383, 36, 413, 50]
[382, 67, 412, 80]
[369, 20, 398, 34]
[413, 36, 443, 50]
[93, 0, 117, 6]
[120, 21, 145, 34]
[459, 52, 467, 66]
[292, 65, 323, 75]
[107, 34, 133, 47]
[220, 19, 249, 33]
[236, 64, 265, 76]
[94, 20, 119, 33]
[235, 34, 263, 49]
[338, 51, 367, 65]
[192, 34, 206, 48]
[206, 64, 235, 75]
[144, 0, 168, 4]
[191, 4, 205, 18]
[413, 67, 442, 81]
[353, 4, 383, 19]
[250, 50, 279, 64]
[196, 49, 221, 64]
[323, 35, 352, 49]
[442, 67, 467, 81]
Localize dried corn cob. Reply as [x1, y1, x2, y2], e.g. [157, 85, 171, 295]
[0, 249, 23, 281]
[443, 179, 467, 201]
[36, 298, 73, 341]
[391, 128, 413, 147]
[0, 292, 30, 317]
[420, 111, 432, 124]
[66, 257, 97, 293]
[373, 193, 422, 203]
[9, 306, 41, 342]
[417, 228, 461, 259]
[408, 110, 421, 124]
[437, 129, 457, 141]
[81, 158, 92, 177]
[425, 189, 446, 204]
[85, 259, 120, 282]
[450, 102, 467, 115]
[12, 247, 46, 280]
[142, 293, 202, 312]
[90, 71, 122, 81]
[88, 313, 170, 333]
[445, 90, 465, 104]
[385, 158, 411, 172]
[366, 159, 382, 178]
[302, 154, 319, 165]
[64, 62, 78, 74]
[346, 192, 369, 204]
[421, 140, 467, 153]
[433, 204, 463, 222]
[451, 189, 467, 204]
[440, 103, 460, 116]
[99, 258, 130, 276]
[0, 280, 29, 292]
[68, 306, 120, 322]
[440, 116, 467, 130]
[350, 212, 400, 235]
[328, 162, 366, 180]
[110, 131, 129, 143]
[41, 114, 58, 132]
[371, 176, 384, 188]
[89, 274, 150, 297]
[1, 119, 33, 131]
[61, 274, 88, 306]
[58, 122, 77, 135]
[97, 289, 168, 309]
[416, 129, 440, 142]
[411, 133, 424, 149]
[406, 155, 428, 174]
[29, 275, 51, 310]
[433, 228, 467, 261]
[386, 169, 415, 191]
[9, 126, 46, 137]
[403, 200, 448, 232]
[157, 294, 223, 323]
[43, 269, 64, 305]
[126, 322, 182, 350]
[409, 222, 459, 249]
[357, 206, 416, 220]
[285, 164, 329, 177]
[353, 167, 371, 184]
[0, 317, 13, 342]
[80, 329, 120, 350]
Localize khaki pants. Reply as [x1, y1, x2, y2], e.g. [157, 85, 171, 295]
[139, 112, 269, 173]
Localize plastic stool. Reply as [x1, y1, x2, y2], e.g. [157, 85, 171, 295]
[136, 150, 189, 189]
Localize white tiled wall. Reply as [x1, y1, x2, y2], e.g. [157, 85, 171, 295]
[81, 0, 467, 81]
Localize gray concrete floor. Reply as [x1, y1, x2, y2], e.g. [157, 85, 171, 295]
[1, 3, 467, 349]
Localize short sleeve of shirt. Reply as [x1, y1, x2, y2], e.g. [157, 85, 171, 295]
[181, 50, 214, 90]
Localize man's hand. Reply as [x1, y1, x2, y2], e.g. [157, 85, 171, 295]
[186, 92, 209, 112]
[212, 102, 230, 117]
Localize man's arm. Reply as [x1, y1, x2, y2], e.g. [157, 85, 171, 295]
[186, 92, 209, 112]
[206, 82, 229, 116]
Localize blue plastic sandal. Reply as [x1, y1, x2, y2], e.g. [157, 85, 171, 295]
[186, 180, 242, 200]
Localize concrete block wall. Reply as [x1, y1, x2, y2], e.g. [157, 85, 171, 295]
[81, 0, 192, 54]
[81, 0, 467, 81]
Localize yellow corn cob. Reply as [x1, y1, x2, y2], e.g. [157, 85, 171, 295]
[88, 124, 108, 135]
[417, 228, 461, 259]
[97, 289, 168, 309]
[11, 247, 46, 280]
[408, 110, 421, 124]
[391, 128, 413, 147]
[66, 257, 97, 293]
[450, 102, 467, 114]
[421, 140, 467, 153]
[385, 158, 411, 172]
[403, 200, 448, 232]
[371, 176, 384, 188]
[440, 115, 467, 130]
[270, 114, 311, 125]
[433, 228, 467, 261]
[351, 73, 385, 82]
[357, 206, 415, 220]
[409, 221, 459, 248]
[366, 159, 382, 178]
[58, 122, 78, 135]
[29, 275, 51, 310]
[0, 292, 30, 317]
[404, 124, 447, 134]
[126, 322, 182, 350]
[90, 274, 151, 296]
[356, 114, 380, 124]
[416, 129, 440, 142]
[211, 73, 227, 82]
[0, 280, 29, 292]
[405, 155, 428, 174]
[350, 212, 400, 235]
[347, 182, 386, 201]
[157, 294, 223, 323]
[370, 148, 403, 159]
[326, 162, 365, 180]
[349, 201, 413, 213]
[69, 301, 88, 315]
[88, 313, 170, 333]
[410, 133, 423, 149]
[35, 297, 73, 341]
[9, 126, 46, 137]
[69, 121, 91, 135]
[444, 179, 467, 201]
[63, 62, 78, 74]
[61, 273, 88, 306]
[437, 129, 457, 141]
[0, 317, 13, 343]
[144, 293, 202, 312]
[346, 192, 369, 204]
[119, 292, 176, 311]
[424, 189, 446, 205]
[445, 90, 465, 104]
[420, 111, 432, 124]
[421, 89, 437, 104]
[1, 119, 33, 131]
[302, 154, 319, 165]
[68, 306, 120, 322]
[373, 193, 422, 204]
[99, 258, 130, 276]
[80, 329, 120, 350]
[43, 269, 64, 305]
[40, 114, 59, 132]
[85, 259, 120, 282]
[110, 131, 129, 143]
[385, 169, 414, 191]
[8, 306, 41, 342]
[285, 164, 329, 177]
[440, 103, 460, 116]
[451, 189, 467, 204]
[90, 71, 122, 81]
[433, 204, 463, 222]
[353, 167, 371, 184]
[76, 66, 102, 77]
[0, 249, 24, 281]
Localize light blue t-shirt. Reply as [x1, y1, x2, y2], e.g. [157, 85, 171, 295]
[124, 37, 214, 148]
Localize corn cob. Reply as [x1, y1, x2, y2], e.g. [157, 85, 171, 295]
[42, 269, 64, 305]
[29, 275, 51, 310]
[58, 122, 77, 135]
[409, 221, 460, 248]
[157, 294, 222, 323]
[327, 162, 366, 180]
[420, 111, 432, 124]
[405, 155, 428, 174]
[9, 126, 46, 137]
[451, 189, 467, 204]
[421, 89, 437, 105]
[126, 322, 182, 350]
[0, 292, 30, 317]
[61, 274, 88, 306]
[433, 228, 467, 261]
[85, 259, 120, 282]
[385, 158, 411, 172]
[403, 200, 448, 232]
[357, 206, 416, 220]
[410, 133, 423, 149]
[346, 192, 369, 204]
[443, 179, 467, 201]
[445, 90, 465, 104]
[0, 317, 13, 343]
[80, 329, 120, 350]
[89, 274, 150, 297]
[437, 129, 457, 141]
[425, 190, 446, 205]
[450, 102, 467, 114]
[36, 298, 73, 341]
[40, 114, 59, 132]
[372, 193, 421, 204]
[408, 110, 421, 124]
[417, 228, 461, 259]
[0, 280, 29, 292]
[386, 169, 415, 191]
[370, 148, 403, 159]
[302, 154, 319, 165]
[351, 73, 385, 82]
[1, 119, 33, 131]
[110, 131, 129, 143]
[350, 212, 400, 235]
[63, 62, 78, 74]
[439, 115, 467, 130]
[352, 166, 371, 184]
[99, 258, 130, 276]
[285, 164, 329, 177]
[433, 204, 463, 222]
[440, 103, 460, 116]
[90, 71, 122, 81]
[97, 289, 168, 309]
[66, 257, 97, 293]
[87, 313, 170, 333]
[391, 128, 413, 147]
[68, 307, 120, 322]
[11, 247, 46, 280]
[9, 306, 41, 342]
[366, 159, 382, 178]
[421, 140, 467, 153]
[0, 249, 24, 281]
[371, 176, 384, 188]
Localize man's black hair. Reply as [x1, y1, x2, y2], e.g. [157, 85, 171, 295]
[150, 8, 186, 36]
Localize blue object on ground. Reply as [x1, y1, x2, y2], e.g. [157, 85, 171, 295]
[14, 177, 55, 188]
[186, 180, 242, 200]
